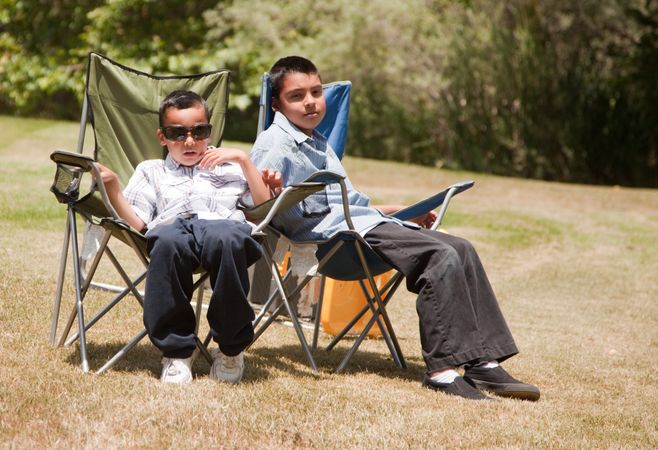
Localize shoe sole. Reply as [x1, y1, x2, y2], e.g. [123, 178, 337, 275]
[209, 372, 242, 384]
[468, 379, 540, 401]
[422, 377, 494, 401]
[161, 375, 192, 385]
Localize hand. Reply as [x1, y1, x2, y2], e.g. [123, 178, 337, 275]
[94, 163, 119, 188]
[410, 210, 438, 228]
[261, 168, 283, 195]
[198, 147, 246, 170]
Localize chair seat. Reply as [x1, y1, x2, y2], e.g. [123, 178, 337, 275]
[315, 232, 391, 281]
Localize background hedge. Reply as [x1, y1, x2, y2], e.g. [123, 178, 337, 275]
[1, 0, 655, 186]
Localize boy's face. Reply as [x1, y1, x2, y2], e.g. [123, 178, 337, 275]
[273, 71, 325, 136]
[157, 104, 210, 166]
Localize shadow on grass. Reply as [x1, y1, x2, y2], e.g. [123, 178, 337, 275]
[248, 342, 426, 383]
[65, 341, 162, 377]
[65, 339, 426, 383]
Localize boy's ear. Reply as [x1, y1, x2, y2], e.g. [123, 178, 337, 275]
[271, 97, 279, 112]
[156, 128, 167, 146]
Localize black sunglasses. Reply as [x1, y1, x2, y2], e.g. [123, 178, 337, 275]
[162, 124, 212, 141]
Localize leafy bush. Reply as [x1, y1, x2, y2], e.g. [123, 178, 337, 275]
[0, 0, 655, 186]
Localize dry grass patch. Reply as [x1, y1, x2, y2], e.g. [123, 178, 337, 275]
[1, 116, 657, 448]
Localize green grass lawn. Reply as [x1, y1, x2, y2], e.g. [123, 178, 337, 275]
[0, 115, 656, 448]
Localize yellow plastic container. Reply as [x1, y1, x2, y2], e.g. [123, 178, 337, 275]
[319, 271, 394, 337]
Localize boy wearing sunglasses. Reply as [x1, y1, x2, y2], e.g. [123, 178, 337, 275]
[97, 90, 281, 385]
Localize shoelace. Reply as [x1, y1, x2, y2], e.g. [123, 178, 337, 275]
[220, 355, 239, 370]
[163, 358, 187, 375]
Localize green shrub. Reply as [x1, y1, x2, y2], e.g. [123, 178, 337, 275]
[1, 0, 655, 186]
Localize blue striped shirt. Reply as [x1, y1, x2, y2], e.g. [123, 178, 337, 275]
[250, 112, 404, 241]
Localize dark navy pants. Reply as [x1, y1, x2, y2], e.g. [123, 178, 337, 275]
[143, 218, 262, 358]
[365, 223, 518, 372]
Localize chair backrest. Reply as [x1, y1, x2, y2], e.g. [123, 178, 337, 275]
[256, 73, 351, 159]
[84, 52, 230, 186]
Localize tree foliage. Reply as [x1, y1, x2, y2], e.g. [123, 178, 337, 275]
[0, 0, 655, 186]
[436, 0, 657, 185]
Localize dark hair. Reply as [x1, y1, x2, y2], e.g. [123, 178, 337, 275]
[269, 56, 320, 100]
[158, 90, 210, 127]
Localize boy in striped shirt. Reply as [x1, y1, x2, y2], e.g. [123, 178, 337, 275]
[98, 90, 281, 385]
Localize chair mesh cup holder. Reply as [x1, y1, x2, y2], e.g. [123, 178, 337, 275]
[51, 164, 85, 204]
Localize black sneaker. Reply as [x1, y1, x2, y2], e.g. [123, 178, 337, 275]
[422, 375, 493, 400]
[464, 366, 540, 401]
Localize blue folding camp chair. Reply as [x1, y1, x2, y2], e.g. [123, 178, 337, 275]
[249, 73, 474, 373]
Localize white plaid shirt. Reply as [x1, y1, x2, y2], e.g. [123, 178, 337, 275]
[123, 153, 253, 231]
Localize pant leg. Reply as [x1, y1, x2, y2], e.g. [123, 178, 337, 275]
[417, 227, 518, 360]
[191, 219, 262, 356]
[144, 219, 199, 358]
[364, 222, 518, 371]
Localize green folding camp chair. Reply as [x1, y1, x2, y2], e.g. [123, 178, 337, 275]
[49, 52, 232, 374]
[50, 53, 325, 375]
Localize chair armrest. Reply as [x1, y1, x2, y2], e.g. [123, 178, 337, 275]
[302, 170, 345, 184]
[245, 170, 347, 232]
[50, 150, 123, 222]
[245, 182, 326, 232]
[391, 180, 474, 229]
[50, 150, 96, 169]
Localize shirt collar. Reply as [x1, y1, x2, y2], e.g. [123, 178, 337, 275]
[164, 153, 199, 173]
[272, 111, 326, 145]
[164, 153, 181, 170]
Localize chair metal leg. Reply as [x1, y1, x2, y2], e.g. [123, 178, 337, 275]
[269, 260, 318, 372]
[252, 300, 286, 342]
[335, 314, 380, 373]
[325, 274, 399, 350]
[334, 274, 406, 372]
[324, 300, 395, 360]
[100, 245, 146, 304]
[79, 230, 114, 297]
[250, 248, 318, 372]
[96, 329, 148, 375]
[97, 274, 211, 374]
[325, 268, 401, 350]
[252, 270, 291, 328]
[356, 243, 405, 365]
[194, 280, 206, 335]
[64, 271, 146, 346]
[64, 241, 146, 346]
[332, 243, 406, 373]
[251, 241, 305, 332]
[68, 209, 90, 372]
[58, 228, 112, 347]
[356, 278, 402, 367]
[252, 269, 313, 337]
[195, 335, 214, 365]
[311, 275, 327, 350]
[50, 212, 72, 346]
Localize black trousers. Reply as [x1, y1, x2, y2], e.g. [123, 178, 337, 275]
[365, 223, 518, 372]
[143, 218, 262, 358]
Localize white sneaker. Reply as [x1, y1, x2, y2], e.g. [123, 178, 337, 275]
[209, 349, 244, 384]
[160, 356, 193, 385]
